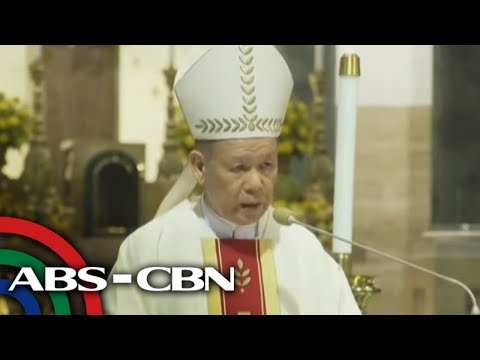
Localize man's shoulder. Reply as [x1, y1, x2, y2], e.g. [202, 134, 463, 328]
[148, 199, 196, 228]
[278, 221, 325, 251]
[119, 200, 198, 256]
[277, 221, 342, 270]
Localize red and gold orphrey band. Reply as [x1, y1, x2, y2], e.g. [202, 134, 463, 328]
[202, 238, 280, 315]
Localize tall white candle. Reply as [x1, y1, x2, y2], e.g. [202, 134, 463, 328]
[314, 45, 323, 71]
[332, 48, 360, 254]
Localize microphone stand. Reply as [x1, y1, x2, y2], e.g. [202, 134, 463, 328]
[292, 217, 480, 315]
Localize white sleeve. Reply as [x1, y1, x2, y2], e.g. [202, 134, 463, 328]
[101, 238, 149, 315]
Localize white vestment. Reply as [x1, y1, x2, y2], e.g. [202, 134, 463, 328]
[101, 197, 361, 315]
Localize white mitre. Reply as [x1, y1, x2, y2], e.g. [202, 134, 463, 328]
[175, 45, 293, 140]
[155, 45, 294, 217]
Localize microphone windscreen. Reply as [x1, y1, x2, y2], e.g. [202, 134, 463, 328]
[273, 208, 295, 225]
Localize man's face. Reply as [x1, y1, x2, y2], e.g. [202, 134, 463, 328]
[199, 138, 278, 226]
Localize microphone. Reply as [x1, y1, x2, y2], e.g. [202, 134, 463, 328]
[273, 207, 480, 315]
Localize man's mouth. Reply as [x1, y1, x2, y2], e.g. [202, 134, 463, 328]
[241, 203, 261, 209]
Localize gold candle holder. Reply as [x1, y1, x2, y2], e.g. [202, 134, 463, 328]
[348, 274, 381, 315]
[333, 253, 381, 314]
[334, 252, 353, 276]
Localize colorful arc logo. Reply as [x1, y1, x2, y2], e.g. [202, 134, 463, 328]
[0, 217, 103, 315]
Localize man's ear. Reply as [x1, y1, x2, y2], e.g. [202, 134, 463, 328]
[188, 150, 206, 186]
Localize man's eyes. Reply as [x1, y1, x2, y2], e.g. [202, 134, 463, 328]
[230, 162, 273, 173]
[230, 165, 247, 172]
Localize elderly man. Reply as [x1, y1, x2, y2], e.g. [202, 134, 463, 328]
[101, 45, 361, 315]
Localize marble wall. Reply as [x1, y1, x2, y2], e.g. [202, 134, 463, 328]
[352, 105, 432, 314]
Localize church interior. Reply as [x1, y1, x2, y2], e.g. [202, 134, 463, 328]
[0, 45, 479, 315]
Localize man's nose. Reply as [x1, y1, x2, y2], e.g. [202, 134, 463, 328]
[243, 169, 263, 193]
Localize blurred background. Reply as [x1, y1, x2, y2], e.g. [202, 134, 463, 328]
[0, 45, 478, 315]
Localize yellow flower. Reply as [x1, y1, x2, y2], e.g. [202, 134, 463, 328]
[0, 101, 7, 112]
[289, 202, 305, 217]
[0, 94, 32, 149]
[297, 102, 308, 113]
[314, 197, 328, 209]
[278, 100, 314, 158]
[297, 126, 309, 139]
[296, 142, 308, 154]
[278, 141, 294, 155]
[18, 109, 30, 119]
[281, 125, 291, 137]
[7, 116, 19, 127]
[303, 200, 314, 212]
[286, 112, 299, 125]
[183, 135, 195, 149]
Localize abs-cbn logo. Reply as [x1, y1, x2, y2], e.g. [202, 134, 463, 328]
[9, 267, 235, 292]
